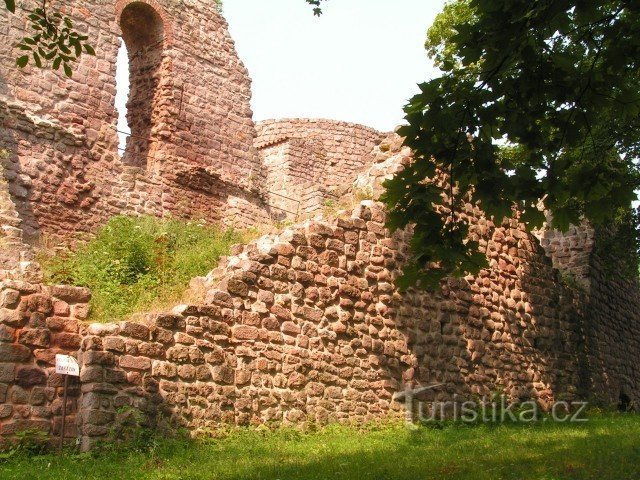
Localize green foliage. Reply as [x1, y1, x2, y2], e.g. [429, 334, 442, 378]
[305, 0, 327, 16]
[41, 216, 244, 323]
[0, 429, 50, 460]
[385, 0, 640, 289]
[0, 414, 639, 479]
[425, 0, 474, 70]
[8, 2, 95, 76]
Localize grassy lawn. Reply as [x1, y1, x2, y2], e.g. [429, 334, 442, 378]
[1, 413, 639, 480]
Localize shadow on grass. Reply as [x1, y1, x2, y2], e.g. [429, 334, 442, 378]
[2, 417, 640, 480]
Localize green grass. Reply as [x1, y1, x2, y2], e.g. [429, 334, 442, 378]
[40, 216, 247, 323]
[1, 413, 639, 479]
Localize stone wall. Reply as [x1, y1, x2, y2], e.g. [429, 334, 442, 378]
[0, 0, 269, 244]
[0, 280, 90, 440]
[0, 147, 639, 448]
[72, 198, 592, 449]
[256, 119, 385, 220]
[0, 157, 40, 282]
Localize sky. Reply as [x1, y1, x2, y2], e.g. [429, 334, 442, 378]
[116, 0, 446, 139]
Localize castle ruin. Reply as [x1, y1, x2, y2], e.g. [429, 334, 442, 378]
[0, 1, 639, 449]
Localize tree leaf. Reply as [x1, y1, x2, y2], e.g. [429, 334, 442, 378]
[32, 51, 42, 68]
[16, 55, 29, 68]
[4, 0, 15, 13]
[63, 62, 72, 78]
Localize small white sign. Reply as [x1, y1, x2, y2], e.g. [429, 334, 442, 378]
[55, 354, 80, 377]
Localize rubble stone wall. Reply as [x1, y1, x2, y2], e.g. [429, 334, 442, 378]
[0, 178, 639, 448]
[72, 199, 595, 449]
[0, 280, 90, 440]
[256, 119, 385, 220]
[0, 0, 268, 244]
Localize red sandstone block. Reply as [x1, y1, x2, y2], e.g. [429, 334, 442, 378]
[208, 320, 230, 336]
[232, 325, 258, 341]
[270, 304, 291, 321]
[18, 328, 51, 348]
[79, 366, 104, 383]
[152, 327, 174, 344]
[299, 306, 323, 323]
[70, 304, 90, 320]
[0, 308, 25, 327]
[295, 271, 314, 285]
[103, 336, 125, 353]
[119, 355, 151, 371]
[119, 321, 150, 340]
[281, 321, 301, 335]
[261, 316, 280, 331]
[205, 290, 234, 308]
[174, 332, 195, 345]
[0, 404, 12, 419]
[0, 325, 15, 342]
[276, 243, 295, 257]
[15, 366, 46, 387]
[46, 316, 78, 332]
[0, 363, 15, 383]
[0, 289, 20, 308]
[0, 419, 50, 436]
[137, 342, 165, 358]
[81, 336, 103, 351]
[104, 369, 127, 384]
[53, 332, 82, 349]
[52, 300, 70, 317]
[226, 278, 249, 297]
[83, 350, 114, 366]
[0, 344, 31, 362]
[24, 294, 53, 315]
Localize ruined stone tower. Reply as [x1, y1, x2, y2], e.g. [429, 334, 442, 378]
[1, 0, 268, 248]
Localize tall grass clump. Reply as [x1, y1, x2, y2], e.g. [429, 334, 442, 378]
[40, 216, 245, 323]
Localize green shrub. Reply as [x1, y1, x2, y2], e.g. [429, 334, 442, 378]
[41, 216, 245, 323]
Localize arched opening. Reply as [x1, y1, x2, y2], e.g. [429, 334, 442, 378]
[619, 390, 632, 412]
[118, 2, 165, 168]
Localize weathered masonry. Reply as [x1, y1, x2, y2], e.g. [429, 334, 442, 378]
[0, 1, 639, 450]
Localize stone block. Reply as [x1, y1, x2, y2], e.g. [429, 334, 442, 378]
[103, 336, 125, 353]
[119, 321, 150, 340]
[0, 308, 25, 326]
[119, 355, 152, 371]
[0, 419, 50, 436]
[0, 325, 15, 342]
[0, 289, 19, 308]
[0, 363, 15, 383]
[49, 285, 91, 303]
[18, 328, 51, 347]
[0, 343, 31, 362]
[53, 332, 82, 349]
[15, 366, 47, 387]
[232, 325, 258, 341]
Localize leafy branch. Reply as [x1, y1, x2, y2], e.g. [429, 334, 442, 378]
[384, 0, 640, 290]
[7, 0, 95, 76]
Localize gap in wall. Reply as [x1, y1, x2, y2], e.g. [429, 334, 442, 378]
[115, 38, 131, 155]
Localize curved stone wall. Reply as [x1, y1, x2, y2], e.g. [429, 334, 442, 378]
[256, 119, 385, 220]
